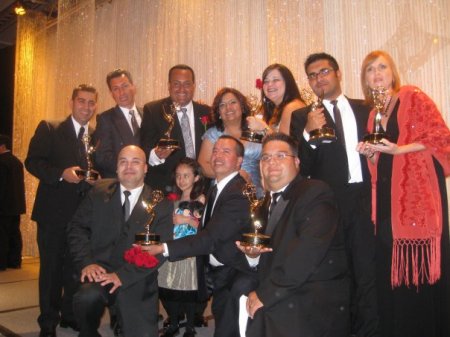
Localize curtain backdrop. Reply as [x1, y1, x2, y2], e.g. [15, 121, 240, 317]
[14, 0, 450, 256]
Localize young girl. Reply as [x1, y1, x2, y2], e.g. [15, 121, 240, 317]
[158, 158, 205, 337]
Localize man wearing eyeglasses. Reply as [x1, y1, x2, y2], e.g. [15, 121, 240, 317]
[237, 132, 350, 337]
[290, 53, 377, 337]
[140, 64, 210, 194]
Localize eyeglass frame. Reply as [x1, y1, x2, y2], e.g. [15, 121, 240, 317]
[306, 68, 335, 81]
[260, 152, 296, 162]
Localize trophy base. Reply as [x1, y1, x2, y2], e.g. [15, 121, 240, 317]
[157, 138, 180, 150]
[363, 132, 386, 145]
[241, 233, 271, 248]
[75, 169, 99, 181]
[240, 130, 264, 143]
[309, 127, 337, 146]
[135, 232, 160, 246]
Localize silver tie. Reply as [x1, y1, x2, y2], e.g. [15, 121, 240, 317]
[180, 108, 195, 158]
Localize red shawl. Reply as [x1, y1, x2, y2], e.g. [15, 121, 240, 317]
[367, 85, 450, 288]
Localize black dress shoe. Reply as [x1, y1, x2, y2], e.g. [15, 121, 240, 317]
[39, 328, 56, 337]
[60, 319, 80, 332]
[183, 327, 196, 337]
[161, 325, 180, 337]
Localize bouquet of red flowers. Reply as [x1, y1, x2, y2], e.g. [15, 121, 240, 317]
[124, 246, 159, 268]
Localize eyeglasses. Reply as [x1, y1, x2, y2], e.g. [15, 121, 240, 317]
[218, 99, 239, 110]
[307, 68, 335, 81]
[261, 152, 296, 162]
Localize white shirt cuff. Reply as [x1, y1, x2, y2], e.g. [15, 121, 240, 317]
[149, 148, 165, 166]
[162, 243, 169, 257]
[246, 255, 260, 267]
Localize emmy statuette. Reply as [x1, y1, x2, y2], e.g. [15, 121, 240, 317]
[135, 190, 165, 246]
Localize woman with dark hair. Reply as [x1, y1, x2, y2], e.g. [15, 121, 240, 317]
[198, 87, 263, 196]
[260, 63, 306, 134]
[158, 157, 206, 337]
[357, 50, 450, 337]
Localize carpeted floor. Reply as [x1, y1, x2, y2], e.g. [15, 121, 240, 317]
[0, 258, 214, 337]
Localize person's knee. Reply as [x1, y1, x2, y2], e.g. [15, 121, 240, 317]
[74, 283, 106, 310]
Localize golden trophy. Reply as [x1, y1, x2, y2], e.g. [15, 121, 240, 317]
[157, 103, 180, 150]
[241, 94, 265, 143]
[135, 190, 165, 246]
[240, 183, 270, 248]
[76, 134, 99, 181]
[364, 86, 388, 144]
[308, 91, 337, 147]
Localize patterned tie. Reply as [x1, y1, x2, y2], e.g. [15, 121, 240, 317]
[123, 190, 131, 222]
[180, 108, 195, 159]
[203, 184, 218, 227]
[129, 109, 139, 135]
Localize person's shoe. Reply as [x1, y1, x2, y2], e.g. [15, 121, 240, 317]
[183, 327, 196, 337]
[161, 325, 180, 337]
[59, 319, 80, 332]
[194, 315, 208, 327]
[39, 328, 56, 337]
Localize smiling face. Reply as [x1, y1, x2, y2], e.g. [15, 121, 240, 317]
[263, 68, 286, 106]
[364, 55, 394, 92]
[71, 90, 97, 126]
[260, 140, 299, 191]
[116, 145, 148, 189]
[218, 92, 243, 125]
[109, 74, 136, 109]
[211, 138, 243, 181]
[175, 164, 198, 195]
[168, 68, 195, 107]
[306, 59, 342, 100]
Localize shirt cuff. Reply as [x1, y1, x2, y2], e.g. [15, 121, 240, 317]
[303, 130, 316, 149]
[149, 148, 165, 166]
[246, 255, 260, 268]
[162, 243, 169, 257]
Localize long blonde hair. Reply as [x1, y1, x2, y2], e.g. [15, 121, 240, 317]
[360, 50, 401, 105]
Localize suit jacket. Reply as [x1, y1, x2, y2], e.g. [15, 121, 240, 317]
[67, 180, 172, 337]
[167, 174, 253, 274]
[247, 174, 350, 337]
[290, 98, 371, 194]
[25, 116, 93, 226]
[140, 97, 210, 192]
[0, 151, 26, 216]
[93, 105, 143, 178]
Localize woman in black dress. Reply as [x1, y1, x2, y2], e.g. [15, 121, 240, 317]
[357, 50, 450, 337]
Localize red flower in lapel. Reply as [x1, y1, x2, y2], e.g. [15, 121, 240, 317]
[124, 246, 159, 268]
[166, 192, 179, 201]
[200, 115, 209, 131]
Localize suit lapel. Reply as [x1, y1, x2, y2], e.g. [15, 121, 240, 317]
[61, 117, 83, 165]
[193, 102, 205, 155]
[112, 106, 136, 144]
[125, 185, 153, 234]
[265, 196, 289, 236]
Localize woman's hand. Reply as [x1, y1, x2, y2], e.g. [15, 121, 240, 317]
[246, 116, 269, 132]
[356, 141, 376, 161]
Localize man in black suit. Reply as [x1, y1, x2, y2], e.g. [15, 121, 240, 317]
[0, 134, 26, 270]
[290, 53, 377, 337]
[146, 135, 256, 337]
[94, 69, 142, 178]
[238, 133, 350, 337]
[140, 64, 210, 194]
[25, 84, 98, 337]
[67, 145, 172, 337]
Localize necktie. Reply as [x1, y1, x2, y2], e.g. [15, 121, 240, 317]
[129, 110, 139, 135]
[123, 190, 131, 222]
[203, 185, 218, 227]
[331, 100, 346, 149]
[268, 192, 282, 218]
[78, 126, 87, 167]
[180, 108, 195, 159]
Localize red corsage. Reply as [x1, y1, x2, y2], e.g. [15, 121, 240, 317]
[124, 246, 159, 268]
[166, 192, 179, 201]
[255, 78, 263, 90]
[200, 115, 209, 131]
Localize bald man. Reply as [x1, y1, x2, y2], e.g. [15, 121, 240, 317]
[67, 145, 172, 337]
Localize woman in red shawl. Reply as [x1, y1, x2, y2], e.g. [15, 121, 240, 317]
[357, 50, 450, 337]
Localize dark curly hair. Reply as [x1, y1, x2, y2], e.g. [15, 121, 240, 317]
[211, 87, 251, 132]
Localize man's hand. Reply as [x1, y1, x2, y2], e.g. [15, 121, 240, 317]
[62, 166, 83, 183]
[305, 107, 326, 133]
[80, 264, 106, 283]
[98, 272, 122, 294]
[154, 147, 174, 160]
[139, 244, 164, 255]
[236, 241, 272, 259]
[246, 291, 264, 318]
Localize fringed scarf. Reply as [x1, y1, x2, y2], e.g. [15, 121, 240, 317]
[367, 85, 450, 288]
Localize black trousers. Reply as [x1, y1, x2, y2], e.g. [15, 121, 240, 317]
[0, 215, 22, 268]
[37, 222, 78, 331]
